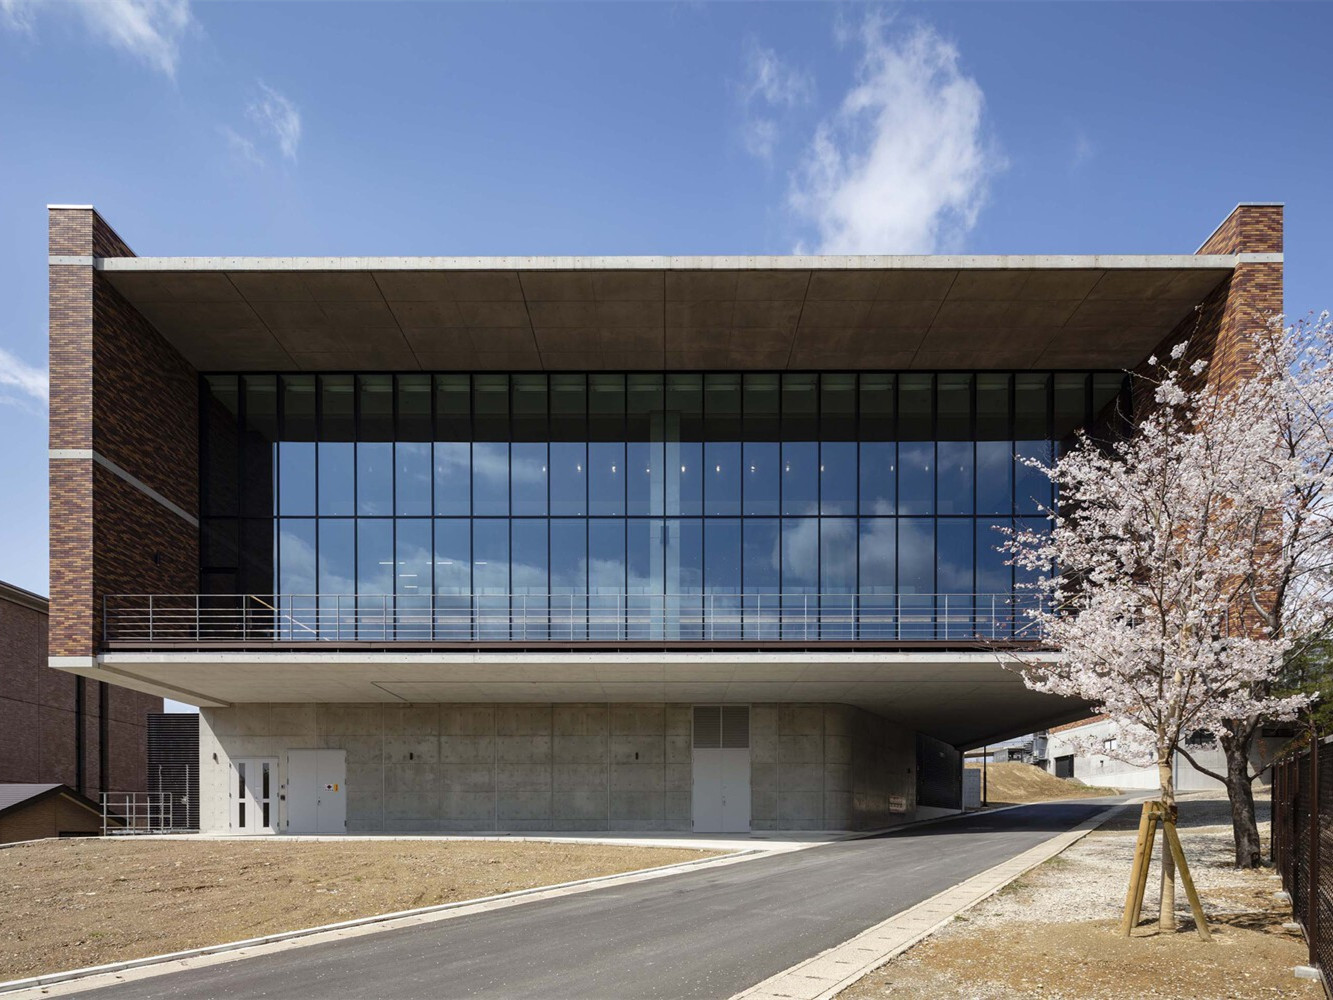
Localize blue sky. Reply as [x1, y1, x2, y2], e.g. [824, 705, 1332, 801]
[2, 0, 1331, 604]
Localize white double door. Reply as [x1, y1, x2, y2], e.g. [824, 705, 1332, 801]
[286, 749, 347, 835]
[230, 757, 277, 834]
[692, 705, 751, 833]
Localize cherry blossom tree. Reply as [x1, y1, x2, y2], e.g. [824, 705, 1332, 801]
[1002, 313, 1333, 928]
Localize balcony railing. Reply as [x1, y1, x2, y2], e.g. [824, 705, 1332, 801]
[102, 593, 1046, 645]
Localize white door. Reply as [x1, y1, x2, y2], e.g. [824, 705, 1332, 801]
[230, 757, 277, 834]
[287, 749, 347, 834]
[692, 706, 751, 833]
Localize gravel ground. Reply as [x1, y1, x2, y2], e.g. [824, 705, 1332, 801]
[0, 838, 717, 982]
[843, 792, 1316, 1000]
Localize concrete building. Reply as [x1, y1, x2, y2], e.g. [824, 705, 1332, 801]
[1, 579, 159, 797]
[1045, 716, 1290, 792]
[45, 203, 1282, 834]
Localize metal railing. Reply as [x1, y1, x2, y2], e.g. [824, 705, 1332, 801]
[103, 592, 1047, 644]
[1273, 736, 1333, 994]
[101, 791, 179, 835]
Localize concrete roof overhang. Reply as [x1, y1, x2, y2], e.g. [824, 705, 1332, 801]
[71, 651, 1093, 749]
[95, 254, 1243, 372]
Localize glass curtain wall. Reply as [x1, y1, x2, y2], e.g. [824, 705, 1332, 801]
[200, 371, 1130, 640]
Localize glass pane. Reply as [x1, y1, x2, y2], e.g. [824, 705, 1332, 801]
[472, 441, 509, 516]
[668, 518, 703, 639]
[976, 518, 1012, 639]
[359, 374, 393, 442]
[589, 441, 625, 516]
[1015, 441, 1053, 514]
[395, 519, 432, 639]
[396, 375, 432, 517]
[821, 441, 857, 515]
[706, 441, 741, 517]
[357, 519, 393, 639]
[1091, 372, 1129, 441]
[821, 375, 857, 516]
[820, 517, 857, 638]
[278, 519, 316, 639]
[898, 374, 933, 515]
[976, 443, 1013, 516]
[472, 519, 509, 594]
[898, 518, 934, 639]
[278, 442, 315, 517]
[317, 519, 355, 638]
[1055, 373, 1088, 457]
[666, 375, 702, 517]
[318, 376, 355, 516]
[203, 375, 240, 517]
[590, 376, 625, 517]
[242, 375, 277, 517]
[433, 442, 471, 516]
[588, 519, 625, 639]
[395, 442, 431, 517]
[511, 442, 548, 517]
[357, 442, 393, 516]
[550, 519, 587, 639]
[743, 518, 780, 639]
[702, 518, 740, 639]
[937, 519, 974, 639]
[626, 519, 662, 639]
[511, 519, 548, 639]
[860, 441, 895, 515]
[858, 518, 895, 640]
[434, 519, 470, 639]
[628, 375, 664, 518]
[781, 517, 818, 638]
[511, 373, 548, 443]
[472, 377, 510, 515]
[473, 519, 509, 639]
[550, 441, 586, 516]
[937, 441, 973, 515]
[704, 375, 740, 517]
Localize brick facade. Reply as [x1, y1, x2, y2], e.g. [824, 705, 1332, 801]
[48, 208, 200, 659]
[45, 207, 178, 796]
[1, 581, 157, 796]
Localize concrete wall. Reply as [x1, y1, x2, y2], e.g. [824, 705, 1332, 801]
[200, 702, 920, 834]
[1045, 717, 1287, 792]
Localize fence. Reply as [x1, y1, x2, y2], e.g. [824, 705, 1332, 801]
[103, 592, 1048, 645]
[1272, 736, 1333, 993]
[101, 792, 180, 835]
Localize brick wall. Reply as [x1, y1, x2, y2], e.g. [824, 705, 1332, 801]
[48, 207, 200, 659]
[47, 207, 182, 795]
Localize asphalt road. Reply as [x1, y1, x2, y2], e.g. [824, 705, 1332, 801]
[75, 801, 1117, 1000]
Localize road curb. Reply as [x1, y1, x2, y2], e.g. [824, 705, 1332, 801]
[729, 802, 1128, 1000]
[0, 847, 763, 998]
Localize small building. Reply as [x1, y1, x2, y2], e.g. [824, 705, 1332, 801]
[0, 783, 106, 844]
[1045, 716, 1291, 791]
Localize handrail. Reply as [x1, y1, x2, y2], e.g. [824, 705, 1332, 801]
[102, 592, 1048, 644]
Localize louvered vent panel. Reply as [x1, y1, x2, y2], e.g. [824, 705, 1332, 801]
[720, 706, 750, 749]
[693, 706, 722, 748]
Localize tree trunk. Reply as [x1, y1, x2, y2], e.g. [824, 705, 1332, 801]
[1222, 734, 1263, 868]
[1159, 755, 1177, 931]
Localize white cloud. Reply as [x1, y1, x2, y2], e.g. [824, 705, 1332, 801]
[787, 15, 1001, 254]
[1072, 129, 1094, 168]
[248, 81, 301, 162]
[738, 38, 813, 161]
[219, 125, 262, 166]
[0, 346, 48, 412]
[0, 0, 193, 76]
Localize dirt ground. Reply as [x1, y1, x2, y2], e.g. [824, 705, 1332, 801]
[967, 761, 1118, 805]
[0, 838, 717, 981]
[843, 793, 1315, 1000]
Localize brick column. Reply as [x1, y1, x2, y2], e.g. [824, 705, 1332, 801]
[1195, 203, 1284, 391]
[48, 206, 199, 793]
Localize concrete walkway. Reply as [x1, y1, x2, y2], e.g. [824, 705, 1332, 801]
[30, 800, 1125, 1000]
